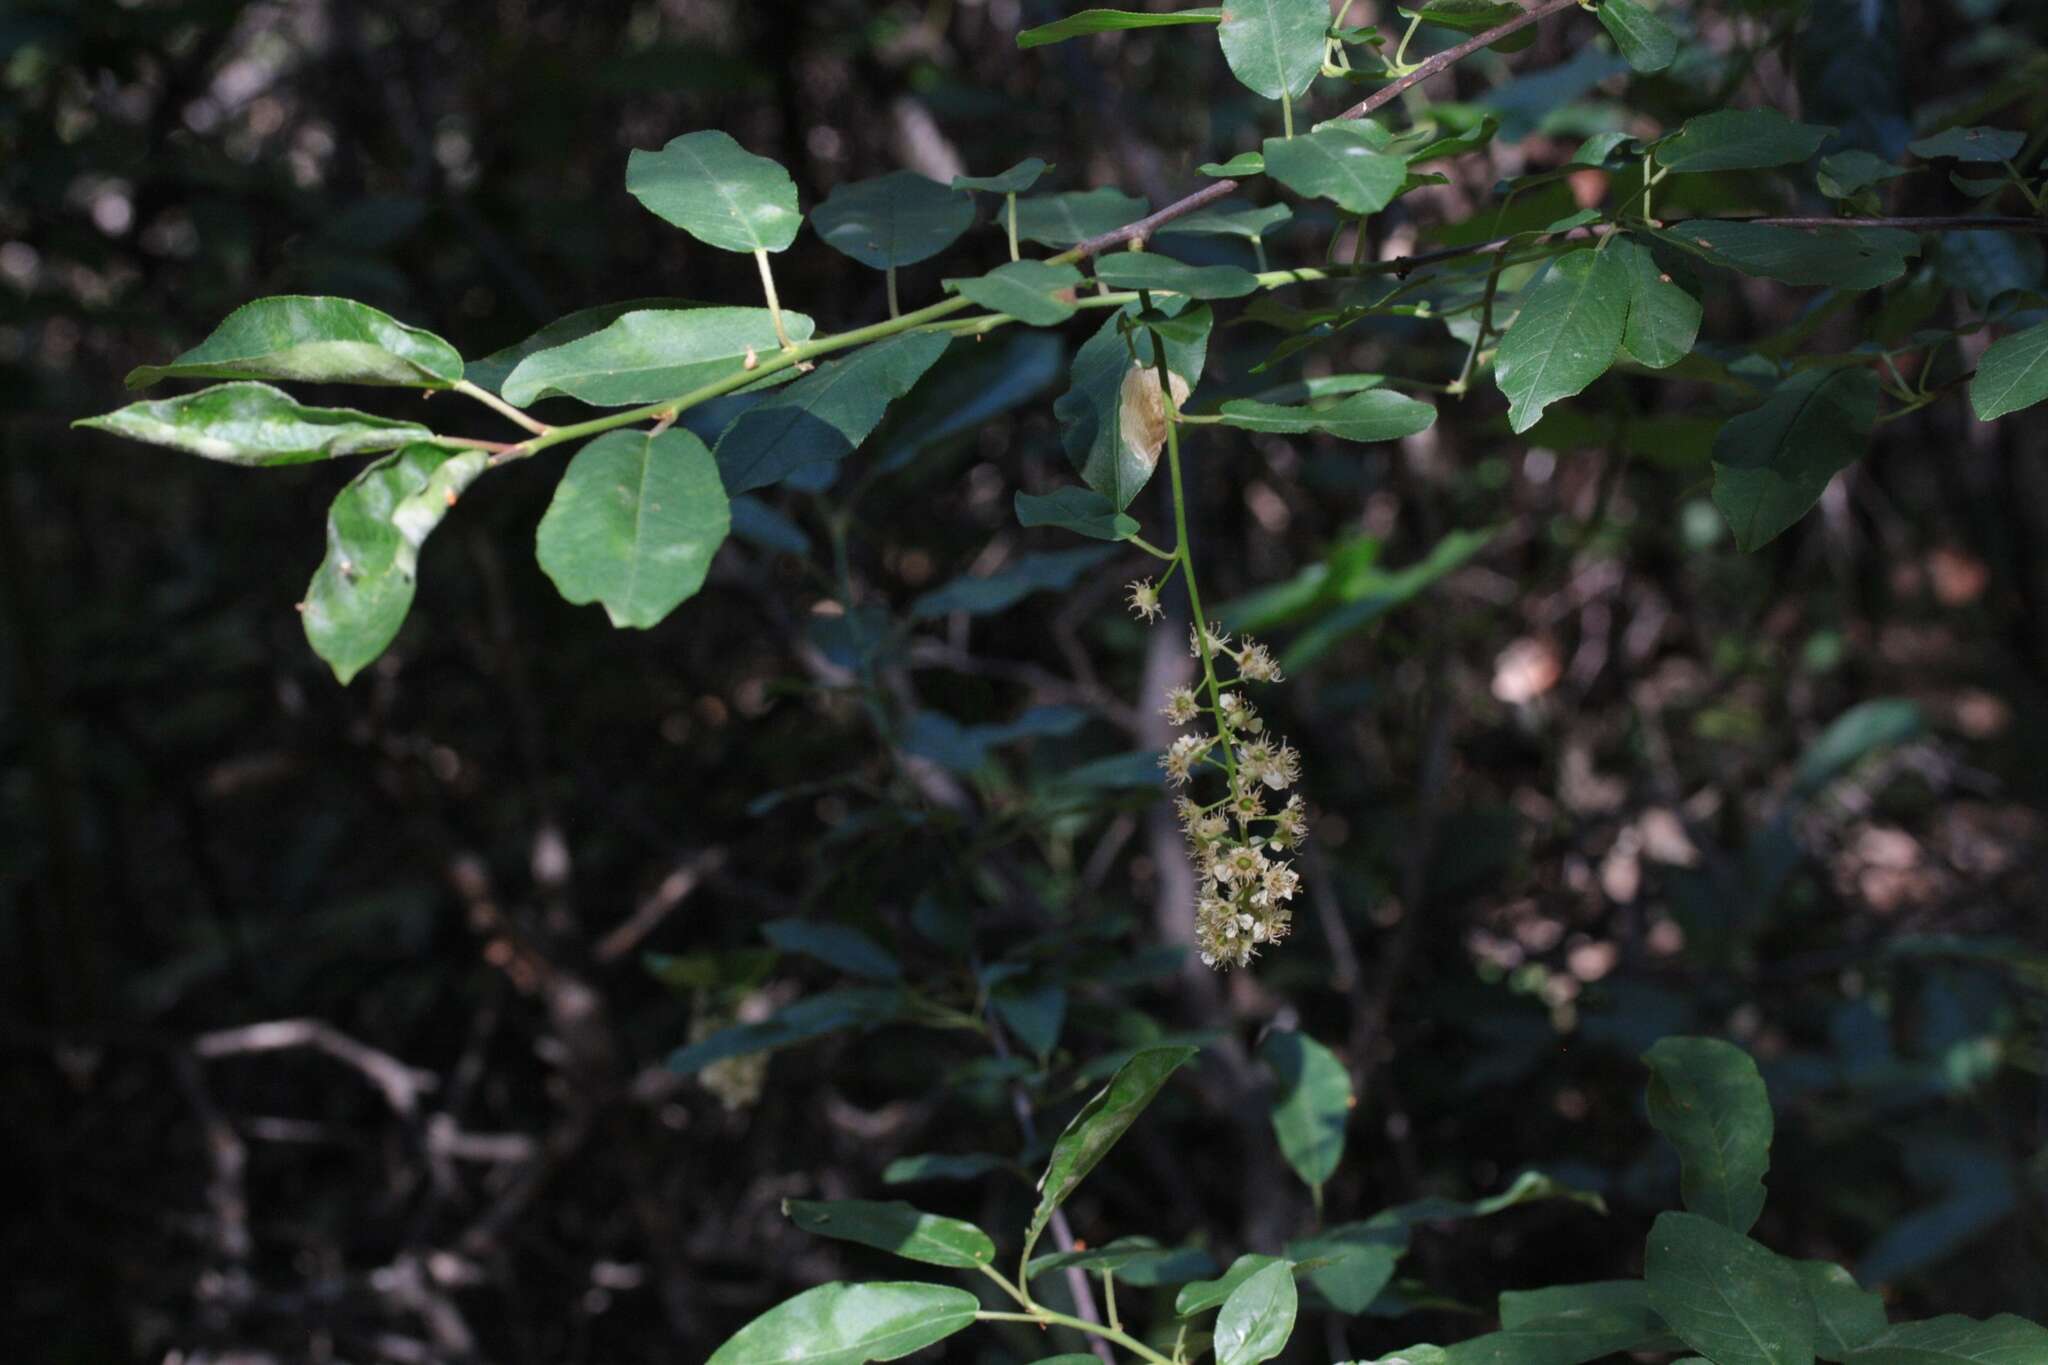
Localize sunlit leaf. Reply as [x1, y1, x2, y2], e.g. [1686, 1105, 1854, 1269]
[947, 260, 1083, 325]
[1214, 1259, 1298, 1365]
[627, 130, 803, 254]
[1218, 0, 1327, 99]
[1596, 0, 1676, 72]
[535, 428, 729, 628]
[500, 307, 817, 407]
[1263, 123, 1408, 216]
[1609, 236, 1701, 369]
[783, 1200, 995, 1269]
[1017, 7, 1222, 49]
[1493, 248, 1630, 434]
[302, 444, 487, 684]
[465, 298, 708, 396]
[75, 381, 431, 466]
[705, 1281, 979, 1365]
[1025, 1045, 1198, 1258]
[125, 295, 463, 389]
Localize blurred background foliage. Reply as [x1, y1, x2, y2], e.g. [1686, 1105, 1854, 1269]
[5, 0, 2048, 1362]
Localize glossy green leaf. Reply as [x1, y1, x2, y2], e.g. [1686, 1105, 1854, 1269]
[1907, 126, 2025, 164]
[1214, 1259, 1298, 1365]
[910, 545, 1118, 619]
[1219, 0, 1327, 100]
[499, 307, 816, 408]
[1643, 1037, 1774, 1232]
[75, 382, 431, 466]
[813, 171, 974, 269]
[882, 1153, 1013, 1184]
[1056, 302, 1210, 509]
[1711, 365, 1878, 552]
[1970, 319, 2048, 421]
[1217, 390, 1436, 442]
[715, 331, 952, 494]
[1160, 200, 1293, 240]
[1494, 248, 1630, 433]
[1025, 1044, 1198, 1259]
[1845, 1314, 2048, 1363]
[1261, 1030, 1351, 1195]
[1178, 1254, 1293, 1317]
[1014, 188, 1151, 248]
[705, 1281, 979, 1365]
[948, 260, 1083, 325]
[1015, 486, 1141, 540]
[1655, 109, 1832, 173]
[668, 987, 907, 1073]
[626, 130, 802, 254]
[1817, 151, 1909, 199]
[1668, 221, 1919, 290]
[1201, 152, 1267, 177]
[1610, 236, 1701, 369]
[1017, 7, 1221, 48]
[1263, 123, 1408, 215]
[1795, 1261, 1886, 1360]
[464, 298, 707, 396]
[783, 1200, 995, 1269]
[302, 444, 487, 684]
[1029, 1235, 1183, 1279]
[535, 428, 728, 629]
[1284, 1232, 1401, 1314]
[125, 295, 463, 389]
[1646, 1212, 1817, 1365]
[762, 918, 901, 980]
[1596, 0, 1676, 72]
[1094, 253, 1260, 298]
[1399, 0, 1536, 53]
[952, 157, 1051, 193]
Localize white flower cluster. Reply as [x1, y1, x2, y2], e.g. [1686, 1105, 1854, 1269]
[1129, 597, 1309, 971]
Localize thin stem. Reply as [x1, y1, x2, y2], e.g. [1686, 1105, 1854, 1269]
[754, 248, 796, 349]
[886, 265, 901, 319]
[1392, 13, 1423, 71]
[1151, 328, 1234, 787]
[976, 1262, 1032, 1310]
[1103, 1272, 1120, 1332]
[453, 379, 550, 435]
[1281, 90, 1295, 140]
[1006, 192, 1020, 261]
[1128, 535, 1177, 561]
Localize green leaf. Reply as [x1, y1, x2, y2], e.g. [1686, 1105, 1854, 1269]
[464, 298, 708, 396]
[1218, 0, 1327, 100]
[1655, 109, 1833, 173]
[1029, 1235, 1183, 1279]
[1646, 1212, 1817, 1365]
[1493, 248, 1630, 434]
[882, 1153, 1013, 1184]
[1794, 1261, 1887, 1360]
[1261, 1030, 1351, 1196]
[1213, 1259, 1298, 1365]
[1178, 1254, 1294, 1317]
[1794, 699, 1923, 797]
[1970, 319, 2048, 421]
[952, 157, 1051, 194]
[762, 918, 901, 980]
[1217, 390, 1436, 442]
[535, 428, 728, 629]
[75, 381, 431, 466]
[1610, 235, 1701, 369]
[911, 546, 1119, 619]
[1262, 123, 1408, 215]
[1094, 252, 1261, 298]
[1025, 1044, 1198, 1259]
[1711, 365, 1879, 552]
[1845, 1314, 2048, 1363]
[626, 130, 803, 254]
[947, 260, 1083, 326]
[499, 307, 817, 408]
[812, 171, 974, 269]
[1667, 221, 1919, 290]
[1017, 7, 1222, 48]
[1816, 151, 1910, 199]
[1284, 1233, 1401, 1314]
[302, 444, 487, 684]
[1159, 200, 1294, 240]
[125, 295, 463, 389]
[1015, 486, 1141, 540]
[1400, 0, 1536, 53]
[1014, 188, 1151, 248]
[705, 1281, 980, 1365]
[783, 1200, 995, 1269]
[1491, 1279, 1677, 1363]
[1643, 1037, 1774, 1233]
[1907, 126, 2026, 164]
[668, 987, 907, 1073]
[1201, 152, 1267, 177]
[1055, 302, 1210, 509]
[1595, 0, 1675, 72]
[715, 331, 952, 494]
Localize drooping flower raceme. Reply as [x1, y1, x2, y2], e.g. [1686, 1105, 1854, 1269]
[1128, 589, 1310, 970]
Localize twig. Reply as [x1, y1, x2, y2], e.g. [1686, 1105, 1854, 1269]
[594, 849, 728, 963]
[194, 1018, 439, 1115]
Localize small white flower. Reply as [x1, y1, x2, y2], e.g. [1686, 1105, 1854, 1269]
[1126, 578, 1164, 622]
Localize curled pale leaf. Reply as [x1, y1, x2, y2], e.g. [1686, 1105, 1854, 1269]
[1118, 361, 1193, 475]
